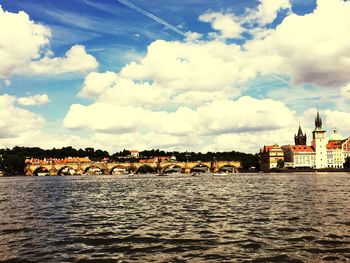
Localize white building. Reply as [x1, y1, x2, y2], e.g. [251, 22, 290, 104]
[342, 137, 350, 160]
[260, 111, 350, 170]
[282, 145, 315, 168]
[129, 150, 139, 158]
[327, 128, 344, 168]
[311, 111, 328, 169]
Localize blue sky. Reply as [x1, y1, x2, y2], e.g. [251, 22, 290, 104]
[0, 0, 349, 153]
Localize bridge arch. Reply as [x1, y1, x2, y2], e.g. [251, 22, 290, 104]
[110, 165, 129, 175]
[33, 166, 50, 176]
[57, 166, 76, 176]
[218, 164, 237, 173]
[84, 166, 103, 175]
[161, 164, 183, 174]
[190, 164, 210, 173]
[135, 165, 156, 174]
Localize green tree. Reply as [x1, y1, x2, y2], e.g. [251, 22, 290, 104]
[344, 157, 350, 169]
[277, 159, 285, 169]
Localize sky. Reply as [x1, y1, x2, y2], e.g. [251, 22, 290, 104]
[1, 0, 350, 153]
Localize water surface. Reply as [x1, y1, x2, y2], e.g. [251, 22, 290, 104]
[1, 173, 350, 262]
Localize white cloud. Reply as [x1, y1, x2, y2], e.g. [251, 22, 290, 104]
[121, 40, 255, 92]
[0, 94, 45, 139]
[63, 103, 147, 133]
[341, 83, 350, 100]
[91, 132, 201, 152]
[198, 12, 244, 39]
[173, 89, 240, 107]
[0, 6, 98, 78]
[0, 129, 95, 151]
[196, 97, 295, 135]
[250, 0, 292, 25]
[324, 109, 350, 134]
[17, 94, 49, 106]
[63, 96, 296, 153]
[184, 31, 203, 42]
[210, 128, 295, 153]
[80, 71, 170, 108]
[79, 71, 119, 99]
[0, 6, 50, 78]
[26, 45, 98, 75]
[245, 0, 350, 87]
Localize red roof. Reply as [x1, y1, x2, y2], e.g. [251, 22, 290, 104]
[64, 157, 91, 163]
[260, 145, 275, 153]
[290, 145, 314, 153]
[327, 141, 342, 150]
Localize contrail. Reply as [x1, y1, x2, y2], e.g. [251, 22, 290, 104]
[270, 73, 290, 85]
[116, 0, 186, 37]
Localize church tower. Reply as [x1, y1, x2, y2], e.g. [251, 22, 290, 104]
[294, 124, 307, 145]
[311, 111, 327, 169]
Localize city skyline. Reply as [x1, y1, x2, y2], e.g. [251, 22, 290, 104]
[1, 0, 350, 153]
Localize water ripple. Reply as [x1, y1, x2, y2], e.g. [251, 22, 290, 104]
[0, 173, 350, 262]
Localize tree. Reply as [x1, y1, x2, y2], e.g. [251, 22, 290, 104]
[277, 159, 285, 169]
[344, 157, 350, 169]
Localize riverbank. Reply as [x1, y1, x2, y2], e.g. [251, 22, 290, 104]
[267, 168, 350, 173]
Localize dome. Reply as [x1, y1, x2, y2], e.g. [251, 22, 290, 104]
[329, 128, 343, 141]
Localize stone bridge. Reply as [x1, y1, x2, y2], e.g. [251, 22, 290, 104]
[25, 160, 241, 176]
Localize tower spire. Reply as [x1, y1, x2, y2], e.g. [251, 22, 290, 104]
[295, 123, 306, 145]
[315, 110, 322, 129]
[297, 123, 303, 136]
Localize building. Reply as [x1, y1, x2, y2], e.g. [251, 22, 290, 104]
[342, 137, 350, 160]
[282, 145, 315, 168]
[129, 150, 139, 158]
[260, 111, 350, 171]
[327, 141, 343, 168]
[259, 144, 284, 172]
[294, 124, 307, 145]
[311, 111, 328, 169]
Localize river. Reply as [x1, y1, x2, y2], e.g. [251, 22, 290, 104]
[0, 173, 350, 262]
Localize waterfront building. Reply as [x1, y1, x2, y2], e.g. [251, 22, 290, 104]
[282, 145, 315, 168]
[327, 141, 343, 168]
[260, 111, 350, 171]
[326, 128, 344, 168]
[311, 111, 328, 169]
[259, 144, 284, 172]
[342, 137, 350, 160]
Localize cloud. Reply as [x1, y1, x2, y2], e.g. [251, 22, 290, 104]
[79, 71, 170, 108]
[0, 94, 45, 138]
[121, 40, 254, 92]
[79, 71, 119, 99]
[245, 0, 350, 87]
[196, 97, 295, 135]
[250, 0, 292, 25]
[0, 6, 98, 78]
[63, 95, 297, 153]
[63, 96, 295, 139]
[26, 45, 98, 75]
[17, 94, 50, 106]
[209, 128, 295, 153]
[0, 6, 50, 78]
[341, 83, 350, 100]
[63, 103, 147, 133]
[324, 109, 350, 134]
[199, 12, 244, 39]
